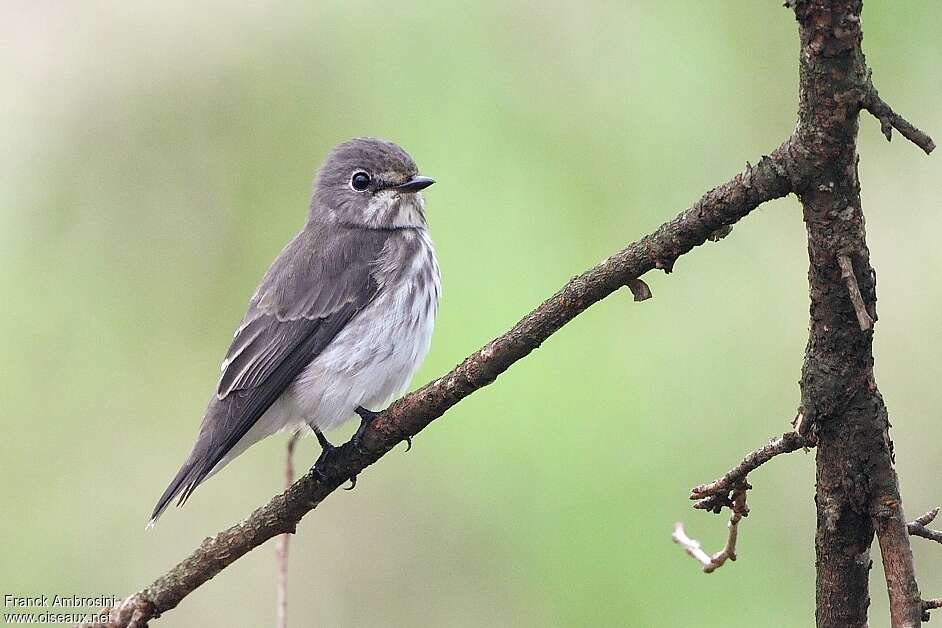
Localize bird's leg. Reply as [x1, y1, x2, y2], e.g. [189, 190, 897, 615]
[314, 423, 359, 490]
[353, 406, 412, 452]
[312, 426, 336, 483]
[352, 406, 379, 448]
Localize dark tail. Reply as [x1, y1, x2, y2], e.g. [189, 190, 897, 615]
[147, 455, 203, 528]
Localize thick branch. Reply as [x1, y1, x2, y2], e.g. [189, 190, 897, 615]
[77, 146, 793, 628]
[791, 1, 927, 624]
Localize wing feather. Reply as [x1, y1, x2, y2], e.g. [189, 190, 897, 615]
[150, 224, 391, 522]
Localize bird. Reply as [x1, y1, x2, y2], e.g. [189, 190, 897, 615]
[149, 138, 440, 526]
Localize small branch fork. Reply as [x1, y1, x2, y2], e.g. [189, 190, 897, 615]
[908, 508, 942, 622]
[909, 507, 942, 545]
[673, 484, 749, 573]
[673, 431, 811, 573]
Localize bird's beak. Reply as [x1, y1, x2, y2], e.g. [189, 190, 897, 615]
[394, 175, 435, 192]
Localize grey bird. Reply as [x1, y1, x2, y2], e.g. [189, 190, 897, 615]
[149, 138, 440, 526]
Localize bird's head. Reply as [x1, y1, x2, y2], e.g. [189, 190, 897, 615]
[310, 137, 435, 230]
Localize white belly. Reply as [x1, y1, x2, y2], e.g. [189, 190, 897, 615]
[286, 272, 438, 432]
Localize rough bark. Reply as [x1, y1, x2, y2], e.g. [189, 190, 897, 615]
[790, 1, 923, 626]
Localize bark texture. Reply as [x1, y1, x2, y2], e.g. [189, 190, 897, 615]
[791, 2, 922, 626]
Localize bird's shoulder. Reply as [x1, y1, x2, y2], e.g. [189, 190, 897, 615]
[250, 222, 393, 322]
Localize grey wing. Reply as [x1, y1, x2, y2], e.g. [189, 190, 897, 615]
[151, 226, 389, 521]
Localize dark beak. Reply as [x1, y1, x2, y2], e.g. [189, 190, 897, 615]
[394, 175, 435, 192]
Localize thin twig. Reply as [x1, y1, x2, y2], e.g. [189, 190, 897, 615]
[925, 599, 942, 623]
[863, 86, 936, 155]
[911, 507, 940, 528]
[689, 431, 809, 507]
[908, 507, 942, 545]
[275, 432, 300, 628]
[673, 485, 749, 573]
[837, 255, 873, 332]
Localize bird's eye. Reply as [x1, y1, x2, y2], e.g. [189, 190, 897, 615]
[351, 171, 371, 191]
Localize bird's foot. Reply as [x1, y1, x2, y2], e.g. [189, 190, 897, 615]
[353, 406, 413, 452]
[312, 426, 358, 489]
[312, 428, 336, 484]
[353, 406, 380, 449]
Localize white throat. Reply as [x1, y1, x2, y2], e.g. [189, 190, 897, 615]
[364, 190, 427, 229]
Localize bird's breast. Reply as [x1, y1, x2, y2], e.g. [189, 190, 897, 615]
[289, 229, 440, 430]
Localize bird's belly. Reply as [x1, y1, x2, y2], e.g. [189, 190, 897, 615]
[287, 281, 437, 433]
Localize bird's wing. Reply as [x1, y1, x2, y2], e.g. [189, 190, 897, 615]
[151, 225, 390, 520]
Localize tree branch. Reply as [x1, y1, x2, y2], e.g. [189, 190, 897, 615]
[790, 1, 931, 625]
[925, 599, 942, 623]
[673, 485, 749, 573]
[863, 83, 936, 155]
[77, 146, 793, 628]
[675, 430, 809, 574]
[689, 430, 810, 512]
[909, 508, 942, 545]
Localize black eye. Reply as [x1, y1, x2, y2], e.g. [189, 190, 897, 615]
[351, 171, 371, 191]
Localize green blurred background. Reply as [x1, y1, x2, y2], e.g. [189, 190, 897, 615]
[2, 2, 940, 626]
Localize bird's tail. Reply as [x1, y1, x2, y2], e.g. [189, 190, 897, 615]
[148, 398, 227, 528]
[147, 455, 204, 529]
[148, 397, 288, 527]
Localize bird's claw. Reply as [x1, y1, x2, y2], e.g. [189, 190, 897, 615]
[353, 406, 380, 449]
[313, 449, 334, 484]
[343, 475, 358, 491]
[403, 435, 413, 452]
[312, 428, 336, 484]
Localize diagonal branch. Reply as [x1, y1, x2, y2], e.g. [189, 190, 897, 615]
[837, 255, 874, 332]
[863, 83, 936, 155]
[689, 430, 811, 512]
[76, 144, 794, 628]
